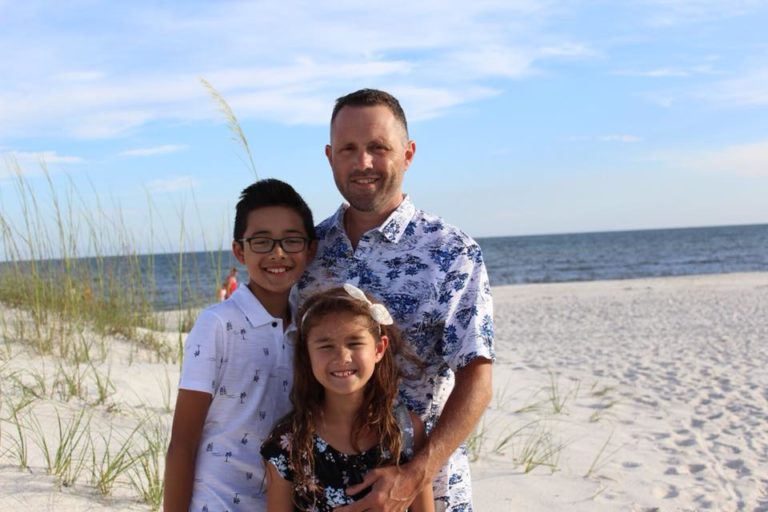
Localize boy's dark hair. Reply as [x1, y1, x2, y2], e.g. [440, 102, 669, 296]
[330, 88, 409, 137]
[233, 178, 315, 242]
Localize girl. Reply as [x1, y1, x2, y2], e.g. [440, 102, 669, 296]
[260, 284, 434, 511]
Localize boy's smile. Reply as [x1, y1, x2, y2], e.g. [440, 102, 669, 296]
[232, 206, 315, 318]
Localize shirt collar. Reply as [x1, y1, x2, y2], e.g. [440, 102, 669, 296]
[329, 194, 416, 244]
[231, 284, 298, 331]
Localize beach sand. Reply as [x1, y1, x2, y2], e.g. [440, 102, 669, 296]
[1, 272, 767, 510]
[475, 272, 768, 511]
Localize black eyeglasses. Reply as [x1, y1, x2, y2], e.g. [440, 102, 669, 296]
[239, 236, 309, 254]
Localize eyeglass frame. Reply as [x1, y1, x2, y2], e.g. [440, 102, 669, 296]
[238, 236, 311, 254]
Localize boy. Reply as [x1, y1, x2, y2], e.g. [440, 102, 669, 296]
[164, 179, 316, 511]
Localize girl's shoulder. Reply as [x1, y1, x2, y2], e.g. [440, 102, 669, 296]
[261, 417, 294, 455]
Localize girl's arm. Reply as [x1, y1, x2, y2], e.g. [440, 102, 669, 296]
[407, 412, 435, 512]
[163, 389, 211, 511]
[264, 462, 294, 512]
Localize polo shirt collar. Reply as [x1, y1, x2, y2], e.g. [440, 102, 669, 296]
[231, 284, 298, 331]
[330, 195, 416, 244]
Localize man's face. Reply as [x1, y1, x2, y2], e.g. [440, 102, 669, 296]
[325, 105, 415, 215]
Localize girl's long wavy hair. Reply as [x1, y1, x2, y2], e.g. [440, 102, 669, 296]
[270, 286, 416, 508]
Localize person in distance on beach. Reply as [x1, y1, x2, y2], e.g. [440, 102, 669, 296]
[298, 88, 495, 512]
[219, 266, 238, 301]
[164, 179, 316, 511]
[260, 284, 434, 511]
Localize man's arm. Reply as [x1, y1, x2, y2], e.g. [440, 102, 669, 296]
[336, 358, 492, 512]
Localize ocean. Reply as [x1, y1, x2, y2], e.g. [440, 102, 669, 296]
[165, 223, 768, 310]
[478, 223, 768, 287]
[4, 224, 767, 311]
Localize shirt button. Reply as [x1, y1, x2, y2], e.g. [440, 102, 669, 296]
[271, 321, 278, 328]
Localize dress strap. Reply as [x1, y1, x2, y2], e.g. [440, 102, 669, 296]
[394, 403, 415, 462]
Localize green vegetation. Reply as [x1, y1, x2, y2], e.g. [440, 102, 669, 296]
[0, 163, 218, 507]
[0, 83, 242, 509]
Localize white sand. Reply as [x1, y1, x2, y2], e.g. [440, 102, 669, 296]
[1, 272, 767, 510]
[474, 272, 768, 511]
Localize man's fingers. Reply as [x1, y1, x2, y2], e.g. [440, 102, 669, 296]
[333, 501, 363, 512]
[345, 469, 380, 495]
[334, 493, 375, 512]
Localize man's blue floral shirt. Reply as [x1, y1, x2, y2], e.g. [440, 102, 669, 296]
[298, 196, 495, 511]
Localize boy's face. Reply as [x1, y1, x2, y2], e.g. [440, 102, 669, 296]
[232, 206, 315, 303]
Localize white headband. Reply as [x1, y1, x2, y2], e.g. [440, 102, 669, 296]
[342, 283, 394, 325]
[301, 283, 394, 329]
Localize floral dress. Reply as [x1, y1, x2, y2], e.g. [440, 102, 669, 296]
[261, 405, 414, 511]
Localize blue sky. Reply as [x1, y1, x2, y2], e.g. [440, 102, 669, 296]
[1, 0, 767, 253]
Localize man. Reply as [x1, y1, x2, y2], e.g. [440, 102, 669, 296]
[298, 89, 494, 512]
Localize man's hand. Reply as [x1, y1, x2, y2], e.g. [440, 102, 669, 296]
[333, 461, 427, 512]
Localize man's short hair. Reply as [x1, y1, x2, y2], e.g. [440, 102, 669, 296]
[233, 178, 315, 242]
[330, 88, 409, 137]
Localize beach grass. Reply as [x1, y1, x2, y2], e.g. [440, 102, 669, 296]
[0, 82, 252, 508]
[0, 161, 219, 507]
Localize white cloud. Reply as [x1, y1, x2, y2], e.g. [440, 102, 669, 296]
[698, 67, 768, 107]
[615, 68, 690, 77]
[0, 1, 577, 139]
[538, 43, 596, 58]
[565, 135, 643, 143]
[666, 140, 768, 176]
[52, 70, 106, 82]
[119, 145, 188, 157]
[643, 0, 766, 26]
[1, 151, 84, 178]
[601, 134, 642, 143]
[146, 176, 199, 193]
[3, 150, 84, 165]
[613, 61, 721, 78]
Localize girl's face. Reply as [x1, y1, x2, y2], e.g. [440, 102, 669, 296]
[305, 311, 388, 400]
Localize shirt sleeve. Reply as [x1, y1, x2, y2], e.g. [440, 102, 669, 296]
[260, 432, 295, 481]
[439, 240, 495, 371]
[178, 308, 224, 394]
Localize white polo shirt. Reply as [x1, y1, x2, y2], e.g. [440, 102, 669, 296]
[179, 284, 296, 511]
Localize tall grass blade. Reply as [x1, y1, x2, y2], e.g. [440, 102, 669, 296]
[200, 77, 258, 179]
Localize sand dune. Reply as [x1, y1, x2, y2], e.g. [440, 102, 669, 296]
[1, 272, 767, 510]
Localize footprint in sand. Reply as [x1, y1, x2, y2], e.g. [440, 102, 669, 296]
[652, 483, 679, 499]
[688, 463, 706, 474]
[622, 461, 641, 469]
[724, 459, 751, 476]
[708, 438, 737, 455]
[675, 437, 697, 447]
